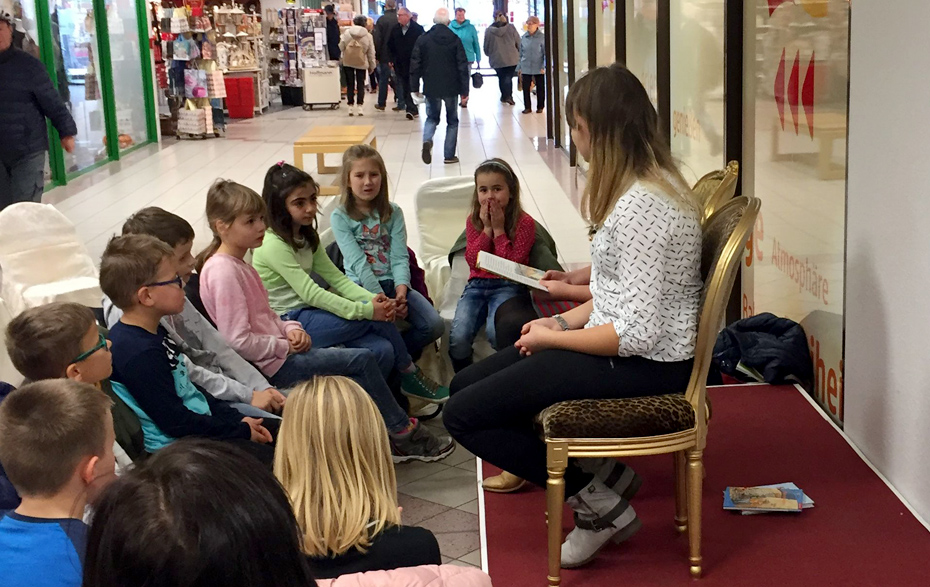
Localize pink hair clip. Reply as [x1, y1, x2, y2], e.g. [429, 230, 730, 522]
[276, 160, 286, 167]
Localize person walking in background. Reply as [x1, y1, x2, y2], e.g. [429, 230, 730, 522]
[372, 0, 399, 112]
[518, 16, 546, 114]
[324, 5, 346, 97]
[410, 8, 469, 165]
[366, 17, 378, 94]
[388, 7, 424, 121]
[0, 10, 76, 208]
[450, 7, 481, 108]
[339, 15, 376, 117]
[483, 12, 521, 106]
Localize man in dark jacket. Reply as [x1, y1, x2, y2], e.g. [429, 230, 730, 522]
[372, 0, 399, 111]
[410, 8, 468, 165]
[323, 5, 346, 94]
[0, 11, 76, 208]
[387, 7, 424, 120]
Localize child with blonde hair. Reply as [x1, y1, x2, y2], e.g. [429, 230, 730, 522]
[198, 179, 452, 462]
[331, 144, 444, 358]
[275, 376, 442, 579]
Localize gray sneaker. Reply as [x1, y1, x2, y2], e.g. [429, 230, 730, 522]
[390, 419, 455, 463]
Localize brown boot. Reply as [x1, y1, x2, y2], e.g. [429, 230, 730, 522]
[482, 471, 527, 493]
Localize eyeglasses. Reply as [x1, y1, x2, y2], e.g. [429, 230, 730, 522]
[144, 274, 184, 289]
[72, 333, 108, 364]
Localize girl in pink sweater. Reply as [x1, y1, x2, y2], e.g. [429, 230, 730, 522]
[196, 180, 453, 462]
[449, 159, 536, 372]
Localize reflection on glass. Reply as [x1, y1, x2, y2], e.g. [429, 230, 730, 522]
[560, 0, 569, 150]
[49, 0, 107, 173]
[595, 0, 616, 67]
[742, 0, 849, 423]
[572, 0, 587, 77]
[626, 0, 657, 108]
[105, 0, 147, 150]
[669, 0, 724, 183]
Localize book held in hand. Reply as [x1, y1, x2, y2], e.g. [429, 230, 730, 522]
[476, 251, 548, 291]
[723, 482, 814, 514]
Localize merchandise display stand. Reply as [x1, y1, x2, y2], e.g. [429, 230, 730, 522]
[215, 4, 269, 116]
[299, 10, 341, 110]
[156, 1, 226, 139]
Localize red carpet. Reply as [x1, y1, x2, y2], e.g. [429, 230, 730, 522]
[482, 385, 930, 586]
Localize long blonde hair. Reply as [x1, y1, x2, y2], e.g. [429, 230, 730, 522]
[340, 144, 393, 224]
[274, 376, 402, 557]
[565, 64, 698, 229]
[194, 179, 267, 272]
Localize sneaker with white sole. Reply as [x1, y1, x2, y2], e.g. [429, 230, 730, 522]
[400, 367, 450, 404]
[389, 419, 455, 463]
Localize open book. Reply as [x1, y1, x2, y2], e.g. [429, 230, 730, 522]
[476, 251, 548, 291]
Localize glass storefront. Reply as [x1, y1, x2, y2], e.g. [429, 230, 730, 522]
[741, 0, 849, 424]
[626, 0, 657, 108]
[1, 0, 156, 188]
[669, 0, 724, 184]
[595, 0, 615, 67]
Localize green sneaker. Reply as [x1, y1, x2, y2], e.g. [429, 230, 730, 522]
[400, 367, 450, 405]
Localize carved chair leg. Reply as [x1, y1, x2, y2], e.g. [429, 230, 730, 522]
[546, 441, 568, 587]
[687, 449, 704, 578]
[674, 451, 688, 533]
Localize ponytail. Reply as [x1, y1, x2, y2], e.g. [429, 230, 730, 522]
[194, 236, 222, 273]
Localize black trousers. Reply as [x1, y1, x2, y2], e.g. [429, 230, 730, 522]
[493, 294, 537, 351]
[345, 66, 368, 105]
[396, 65, 415, 115]
[521, 73, 546, 110]
[495, 65, 517, 101]
[226, 417, 280, 469]
[445, 346, 693, 497]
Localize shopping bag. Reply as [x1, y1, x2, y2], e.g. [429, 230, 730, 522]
[206, 70, 226, 98]
[471, 72, 483, 89]
[177, 108, 206, 134]
[185, 69, 208, 98]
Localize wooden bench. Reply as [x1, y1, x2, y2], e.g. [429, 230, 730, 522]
[293, 125, 378, 195]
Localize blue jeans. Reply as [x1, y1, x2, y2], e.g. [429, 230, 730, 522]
[269, 346, 409, 432]
[449, 278, 526, 361]
[376, 62, 393, 107]
[379, 280, 444, 356]
[424, 95, 459, 160]
[282, 307, 413, 379]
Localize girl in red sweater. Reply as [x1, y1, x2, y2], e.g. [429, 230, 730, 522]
[449, 159, 536, 372]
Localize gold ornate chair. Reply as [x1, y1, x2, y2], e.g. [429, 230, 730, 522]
[693, 161, 740, 223]
[539, 196, 761, 585]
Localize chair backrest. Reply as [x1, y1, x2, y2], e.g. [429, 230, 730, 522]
[694, 160, 739, 223]
[687, 196, 760, 446]
[414, 175, 475, 270]
[0, 203, 98, 293]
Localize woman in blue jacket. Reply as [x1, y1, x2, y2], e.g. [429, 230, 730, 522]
[518, 16, 546, 114]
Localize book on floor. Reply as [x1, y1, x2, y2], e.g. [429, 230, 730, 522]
[476, 251, 548, 291]
[724, 482, 814, 514]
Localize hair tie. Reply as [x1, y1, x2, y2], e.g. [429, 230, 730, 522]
[276, 161, 286, 167]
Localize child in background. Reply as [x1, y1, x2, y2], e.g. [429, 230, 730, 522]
[252, 163, 449, 405]
[83, 439, 318, 587]
[101, 235, 276, 466]
[331, 145, 444, 358]
[449, 158, 537, 371]
[5, 302, 142, 466]
[0, 379, 115, 587]
[275, 376, 443, 579]
[102, 207, 286, 419]
[197, 179, 453, 462]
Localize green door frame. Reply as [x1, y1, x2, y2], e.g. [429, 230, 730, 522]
[38, 0, 159, 189]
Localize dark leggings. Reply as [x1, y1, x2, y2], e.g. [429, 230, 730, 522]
[444, 346, 693, 497]
[493, 294, 538, 351]
[345, 66, 368, 105]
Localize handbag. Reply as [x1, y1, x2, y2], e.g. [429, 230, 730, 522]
[471, 72, 483, 89]
[184, 69, 208, 98]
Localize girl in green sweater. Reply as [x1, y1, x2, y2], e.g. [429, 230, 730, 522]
[252, 163, 449, 405]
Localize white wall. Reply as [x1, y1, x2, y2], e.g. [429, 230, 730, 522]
[845, 1, 930, 523]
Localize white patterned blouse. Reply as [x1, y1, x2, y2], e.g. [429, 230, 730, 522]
[585, 181, 703, 362]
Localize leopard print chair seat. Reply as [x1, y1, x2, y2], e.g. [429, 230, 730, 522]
[538, 394, 696, 439]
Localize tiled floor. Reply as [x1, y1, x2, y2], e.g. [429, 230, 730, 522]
[43, 82, 591, 571]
